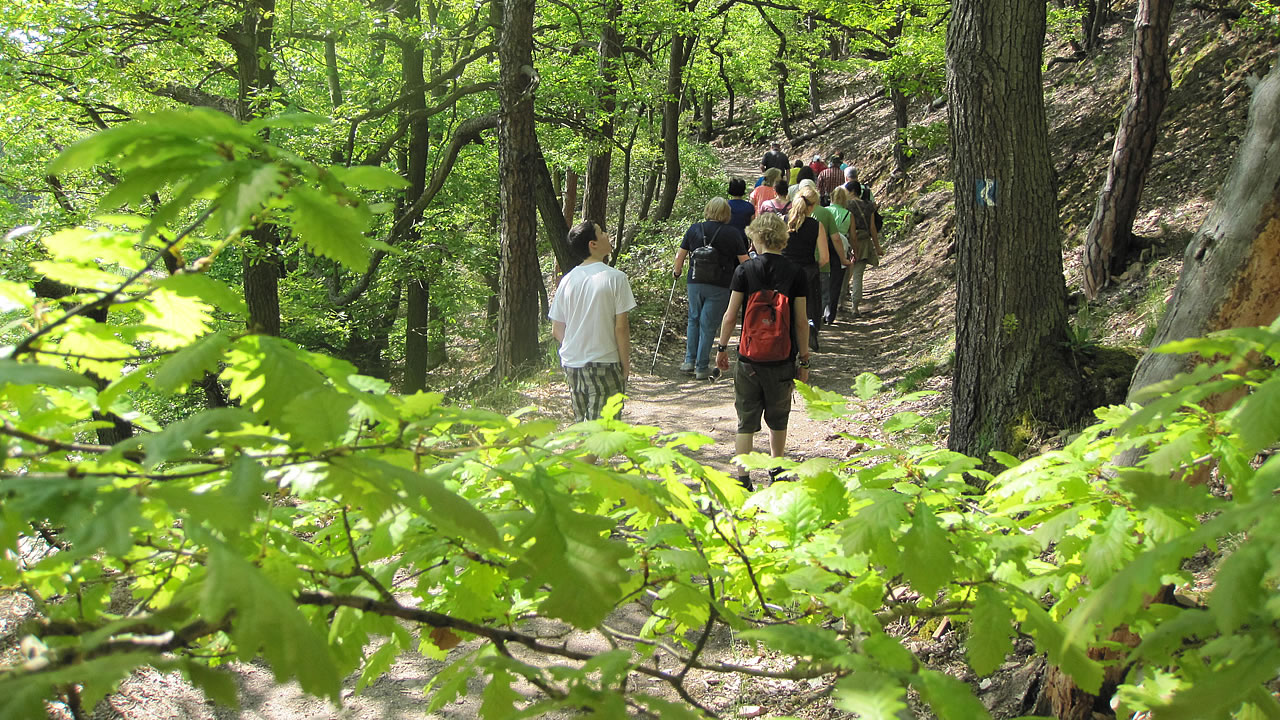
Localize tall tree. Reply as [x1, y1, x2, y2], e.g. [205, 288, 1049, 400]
[654, 32, 696, 221]
[495, 0, 542, 377]
[946, 0, 1078, 457]
[580, 0, 622, 229]
[1080, 0, 1175, 298]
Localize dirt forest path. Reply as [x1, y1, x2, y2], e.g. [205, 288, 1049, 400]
[622, 149, 957, 483]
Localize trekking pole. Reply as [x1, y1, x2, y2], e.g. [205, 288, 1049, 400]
[651, 272, 681, 372]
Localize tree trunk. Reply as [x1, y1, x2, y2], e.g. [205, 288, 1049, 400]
[399, 0, 433, 393]
[890, 86, 911, 181]
[1128, 54, 1280, 399]
[561, 168, 579, 226]
[655, 34, 694, 222]
[1080, 0, 1175, 299]
[495, 0, 543, 378]
[946, 0, 1078, 458]
[700, 95, 713, 141]
[230, 0, 282, 337]
[581, 0, 621, 229]
[639, 159, 660, 223]
[530, 143, 575, 276]
[243, 225, 282, 336]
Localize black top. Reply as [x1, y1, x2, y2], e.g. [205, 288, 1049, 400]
[681, 221, 748, 287]
[730, 253, 809, 364]
[762, 149, 790, 173]
[780, 216, 820, 269]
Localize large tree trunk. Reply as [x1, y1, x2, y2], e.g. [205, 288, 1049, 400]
[581, 0, 621, 229]
[530, 143, 575, 275]
[495, 0, 543, 378]
[243, 225, 282, 336]
[946, 0, 1078, 458]
[1128, 55, 1280, 398]
[655, 34, 694, 222]
[1080, 0, 1175, 299]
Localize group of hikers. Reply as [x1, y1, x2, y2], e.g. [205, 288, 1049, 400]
[547, 141, 884, 490]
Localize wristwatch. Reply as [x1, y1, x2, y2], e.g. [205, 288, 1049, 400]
[717, 344, 728, 353]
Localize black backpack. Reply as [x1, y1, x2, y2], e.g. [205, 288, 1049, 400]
[689, 225, 729, 285]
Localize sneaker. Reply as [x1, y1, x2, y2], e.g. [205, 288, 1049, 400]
[738, 475, 754, 491]
[680, 361, 695, 373]
[769, 467, 789, 482]
[694, 369, 710, 380]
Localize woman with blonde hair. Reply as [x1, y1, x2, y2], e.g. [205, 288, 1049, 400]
[780, 185, 829, 352]
[714, 212, 811, 490]
[672, 196, 750, 379]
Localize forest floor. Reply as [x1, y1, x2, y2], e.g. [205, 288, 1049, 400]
[9, 4, 1277, 720]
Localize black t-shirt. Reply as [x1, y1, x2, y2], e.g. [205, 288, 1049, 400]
[780, 216, 820, 269]
[762, 149, 790, 173]
[730, 253, 809, 364]
[681, 221, 748, 287]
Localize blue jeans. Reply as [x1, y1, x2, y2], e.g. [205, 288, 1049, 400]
[685, 283, 731, 373]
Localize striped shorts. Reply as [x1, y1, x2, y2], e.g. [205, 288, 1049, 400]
[564, 362, 626, 422]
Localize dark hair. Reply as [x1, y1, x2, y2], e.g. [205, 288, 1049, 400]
[793, 159, 803, 168]
[772, 178, 789, 195]
[796, 166, 817, 183]
[567, 221, 598, 262]
[728, 177, 746, 197]
[847, 180, 864, 197]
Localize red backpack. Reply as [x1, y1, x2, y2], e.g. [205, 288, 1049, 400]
[738, 262, 792, 363]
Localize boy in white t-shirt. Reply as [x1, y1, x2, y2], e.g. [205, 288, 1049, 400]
[548, 222, 637, 422]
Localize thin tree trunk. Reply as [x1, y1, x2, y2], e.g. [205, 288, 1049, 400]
[562, 168, 579, 226]
[1080, 0, 1175, 298]
[946, 0, 1078, 458]
[400, 0, 432, 393]
[890, 86, 910, 181]
[655, 34, 694, 222]
[531, 144, 575, 276]
[700, 95, 713, 141]
[616, 122, 638, 252]
[638, 160, 660, 223]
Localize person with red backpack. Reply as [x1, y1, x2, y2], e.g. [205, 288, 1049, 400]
[714, 212, 811, 491]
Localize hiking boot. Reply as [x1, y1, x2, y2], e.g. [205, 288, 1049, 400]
[769, 467, 790, 482]
[738, 475, 754, 491]
[694, 369, 710, 380]
[680, 361, 695, 373]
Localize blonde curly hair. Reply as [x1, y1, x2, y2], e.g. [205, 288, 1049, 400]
[746, 212, 789, 252]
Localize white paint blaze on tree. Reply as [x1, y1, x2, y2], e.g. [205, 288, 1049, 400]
[945, 0, 1078, 457]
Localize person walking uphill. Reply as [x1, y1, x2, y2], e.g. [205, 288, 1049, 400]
[673, 197, 750, 379]
[549, 222, 637, 422]
[714, 212, 811, 491]
[780, 184, 829, 352]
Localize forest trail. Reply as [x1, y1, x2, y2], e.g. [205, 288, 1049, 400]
[619, 149, 957, 481]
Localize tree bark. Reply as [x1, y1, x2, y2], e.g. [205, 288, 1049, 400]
[581, 0, 621, 229]
[495, 0, 542, 378]
[1080, 0, 1175, 299]
[655, 34, 695, 222]
[890, 86, 911, 181]
[1128, 55, 1280, 398]
[946, 0, 1078, 458]
[243, 225, 282, 336]
[399, 0, 433, 393]
[530, 144, 575, 276]
[700, 95, 713, 142]
[562, 168, 579, 226]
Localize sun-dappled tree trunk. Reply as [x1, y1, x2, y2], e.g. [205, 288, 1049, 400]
[946, 0, 1078, 458]
[1128, 55, 1280, 399]
[495, 0, 542, 377]
[1080, 0, 1174, 298]
[890, 87, 910, 181]
[655, 33, 694, 222]
[581, 0, 621, 229]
